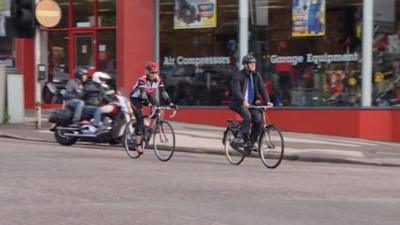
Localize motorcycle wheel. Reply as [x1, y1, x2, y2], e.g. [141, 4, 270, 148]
[54, 126, 78, 146]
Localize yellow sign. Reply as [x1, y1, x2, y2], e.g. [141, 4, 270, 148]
[374, 72, 384, 83]
[174, 0, 216, 29]
[35, 0, 62, 28]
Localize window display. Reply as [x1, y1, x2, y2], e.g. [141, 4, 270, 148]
[138, 0, 398, 107]
[160, 0, 238, 106]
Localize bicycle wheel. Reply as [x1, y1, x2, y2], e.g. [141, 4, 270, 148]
[223, 127, 245, 165]
[258, 125, 284, 169]
[123, 121, 141, 159]
[153, 120, 175, 161]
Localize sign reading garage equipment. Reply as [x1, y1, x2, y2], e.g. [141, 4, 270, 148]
[270, 53, 359, 65]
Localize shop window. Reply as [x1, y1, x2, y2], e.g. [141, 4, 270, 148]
[159, 0, 238, 106]
[250, 0, 363, 107]
[97, 30, 116, 89]
[372, 0, 400, 107]
[73, 0, 94, 27]
[44, 32, 69, 104]
[98, 0, 116, 26]
[54, 0, 69, 28]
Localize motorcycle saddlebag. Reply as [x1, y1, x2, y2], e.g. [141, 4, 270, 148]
[48, 109, 72, 126]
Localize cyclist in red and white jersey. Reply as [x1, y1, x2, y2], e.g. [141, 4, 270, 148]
[130, 62, 176, 149]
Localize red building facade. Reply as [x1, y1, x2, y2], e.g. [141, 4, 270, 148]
[14, 0, 400, 142]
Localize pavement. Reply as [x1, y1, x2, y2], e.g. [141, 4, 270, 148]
[1, 109, 400, 167]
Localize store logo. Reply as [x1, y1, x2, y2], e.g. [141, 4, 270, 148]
[163, 56, 231, 66]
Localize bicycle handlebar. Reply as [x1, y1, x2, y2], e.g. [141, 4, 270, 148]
[148, 105, 178, 119]
[248, 104, 274, 110]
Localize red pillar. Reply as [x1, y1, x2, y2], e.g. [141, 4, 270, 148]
[116, 0, 155, 94]
[15, 39, 35, 109]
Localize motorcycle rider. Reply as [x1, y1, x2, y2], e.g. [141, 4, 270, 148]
[64, 68, 88, 127]
[82, 71, 112, 132]
[130, 62, 176, 152]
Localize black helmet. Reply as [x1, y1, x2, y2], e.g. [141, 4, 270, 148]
[242, 54, 256, 65]
[74, 68, 88, 81]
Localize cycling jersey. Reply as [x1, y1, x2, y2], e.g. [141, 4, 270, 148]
[130, 75, 165, 98]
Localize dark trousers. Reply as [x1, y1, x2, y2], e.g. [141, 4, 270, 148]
[130, 96, 159, 135]
[229, 105, 263, 144]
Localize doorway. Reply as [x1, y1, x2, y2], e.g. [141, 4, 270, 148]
[72, 31, 97, 73]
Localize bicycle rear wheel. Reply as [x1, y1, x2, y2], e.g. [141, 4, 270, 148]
[258, 125, 284, 168]
[223, 127, 245, 165]
[153, 120, 175, 161]
[123, 121, 142, 159]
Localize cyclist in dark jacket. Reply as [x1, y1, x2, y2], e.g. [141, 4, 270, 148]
[229, 54, 272, 154]
[64, 68, 88, 126]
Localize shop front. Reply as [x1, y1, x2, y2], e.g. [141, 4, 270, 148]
[158, 0, 400, 141]
[11, 0, 400, 141]
[40, 0, 117, 104]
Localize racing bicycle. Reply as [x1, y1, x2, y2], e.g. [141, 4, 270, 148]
[123, 105, 177, 161]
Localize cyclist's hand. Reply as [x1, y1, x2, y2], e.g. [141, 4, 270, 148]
[267, 102, 274, 107]
[243, 100, 250, 108]
[255, 100, 261, 106]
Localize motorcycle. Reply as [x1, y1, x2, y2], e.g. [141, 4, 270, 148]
[49, 91, 133, 146]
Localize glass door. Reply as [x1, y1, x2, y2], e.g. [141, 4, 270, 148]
[73, 32, 96, 71]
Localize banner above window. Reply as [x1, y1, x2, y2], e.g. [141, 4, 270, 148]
[292, 0, 325, 37]
[174, 0, 216, 29]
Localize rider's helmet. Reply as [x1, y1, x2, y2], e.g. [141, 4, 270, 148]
[74, 67, 88, 82]
[92, 71, 111, 84]
[242, 54, 256, 65]
[145, 62, 158, 73]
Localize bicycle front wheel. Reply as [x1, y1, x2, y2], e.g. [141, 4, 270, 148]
[153, 120, 175, 161]
[223, 127, 245, 165]
[258, 125, 284, 169]
[123, 121, 141, 159]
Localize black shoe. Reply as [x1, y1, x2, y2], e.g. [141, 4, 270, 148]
[243, 147, 253, 156]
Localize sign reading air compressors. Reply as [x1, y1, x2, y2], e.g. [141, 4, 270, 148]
[35, 0, 62, 28]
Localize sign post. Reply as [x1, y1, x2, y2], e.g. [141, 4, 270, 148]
[34, 0, 61, 129]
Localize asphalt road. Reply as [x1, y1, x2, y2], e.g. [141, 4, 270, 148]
[1, 138, 400, 225]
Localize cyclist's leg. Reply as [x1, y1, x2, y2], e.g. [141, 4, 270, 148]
[230, 105, 251, 148]
[249, 108, 263, 148]
[130, 98, 144, 151]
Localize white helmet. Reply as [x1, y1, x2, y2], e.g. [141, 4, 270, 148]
[92, 71, 111, 84]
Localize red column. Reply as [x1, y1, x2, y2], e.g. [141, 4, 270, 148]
[116, 0, 154, 94]
[15, 39, 35, 109]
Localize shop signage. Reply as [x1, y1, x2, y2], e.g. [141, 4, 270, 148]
[270, 53, 359, 65]
[0, 55, 15, 68]
[163, 56, 230, 66]
[35, 0, 62, 28]
[174, 0, 217, 29]
[292, 0, 326, 37]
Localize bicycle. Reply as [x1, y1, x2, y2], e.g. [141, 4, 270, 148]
[222, 105, 284, 169]
[123, 105, 177, 161]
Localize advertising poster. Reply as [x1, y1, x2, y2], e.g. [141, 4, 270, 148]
[174, 0, 216, 29]
[292, 0, 325, 37]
